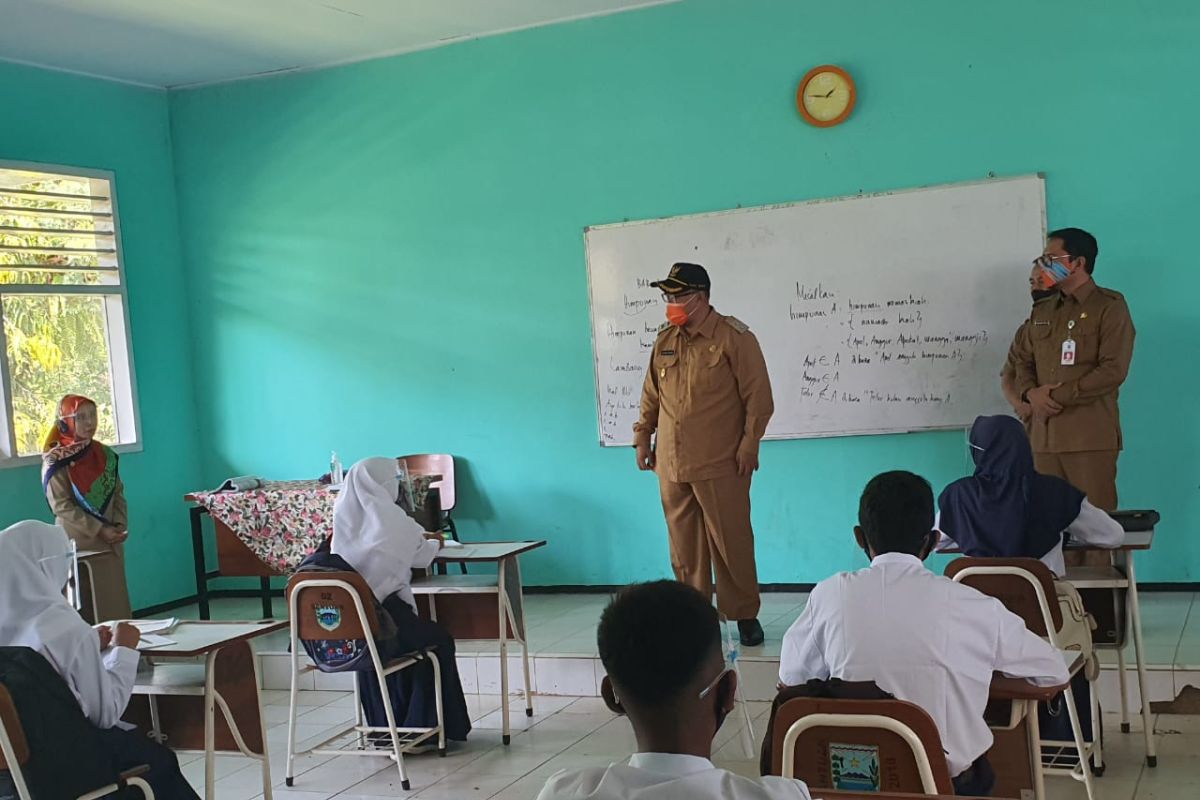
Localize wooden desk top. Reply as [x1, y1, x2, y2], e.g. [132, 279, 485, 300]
[435, 540, 546, 562]
[139, 620, 287, 658]
[1066, 528, 1153, 551]
[941, 527, 1153, 556]
[989, 650, 1082, 701]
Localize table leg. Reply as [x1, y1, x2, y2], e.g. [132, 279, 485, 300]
[499, 562, 510, 745]
[1124, 554, 1157, 766]
[204, 651, 218, 800]
[1027, 699, 1046, 800]
[260, 577, 273, 619]
[511, 559, 534, 719]
[190, 507, 210, 620]
[1116, 639, 1130, 732]
[148, 695, 166, 744]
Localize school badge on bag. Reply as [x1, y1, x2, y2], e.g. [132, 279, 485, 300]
[315, 604, 342, 632]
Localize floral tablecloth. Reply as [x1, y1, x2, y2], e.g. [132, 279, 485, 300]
[192, 481, 334, 573]
[192, 476, 442, 574]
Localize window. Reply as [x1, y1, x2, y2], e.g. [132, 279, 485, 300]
[0, 163, 139, 463]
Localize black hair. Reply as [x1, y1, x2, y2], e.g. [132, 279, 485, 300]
[597, 580, 721, 708]
[1048, 227, 1099, 275]
[858, 471, 935, 556]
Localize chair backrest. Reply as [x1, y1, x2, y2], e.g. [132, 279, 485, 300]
[771, 697, 955, 795]
[398, 454, 456, 511]
[0, 684, 30, 770]
[286, 571, 380, 642]
[944, 557, 1062, 637]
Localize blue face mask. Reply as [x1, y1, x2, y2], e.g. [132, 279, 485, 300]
[1037, 257, 1072, 289]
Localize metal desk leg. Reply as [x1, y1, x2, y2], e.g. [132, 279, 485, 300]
[1028, 698, 1046, 800]
[190, 506, 210, 620]
[260, 577, 273, 619]
[1116, 644, 1130, 732]
[498, 564, 511, 745]
[1124, 554, 1157, 766]
[203, 651, 218, 800]
[512, 559, 534, 719]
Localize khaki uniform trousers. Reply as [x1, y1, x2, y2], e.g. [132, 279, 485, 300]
[1034, 450, 1118, 568]
[658, 472, 760, 620]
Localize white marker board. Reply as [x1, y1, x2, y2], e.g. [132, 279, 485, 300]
[585, 175, 1046, 446]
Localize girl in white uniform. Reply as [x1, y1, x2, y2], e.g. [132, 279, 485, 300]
[0, 520, 197, 798]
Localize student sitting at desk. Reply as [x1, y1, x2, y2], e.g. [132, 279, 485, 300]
[0, 520, 197, 799]
[779, 471, 1069, 797]
[307, 456, 471, 744]
[937, 415, 1124, 578]
[537, 580, 812, 800]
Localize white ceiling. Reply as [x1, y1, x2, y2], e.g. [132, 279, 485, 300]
[0, 0, 679, 89]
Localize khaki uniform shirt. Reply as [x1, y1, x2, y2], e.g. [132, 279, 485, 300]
[45, 469, 128, 550]
[1009, 280, 1135, 453]
[633, 308, 774, 483]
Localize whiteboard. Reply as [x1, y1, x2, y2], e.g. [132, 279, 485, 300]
[585, 175, 1046, 446]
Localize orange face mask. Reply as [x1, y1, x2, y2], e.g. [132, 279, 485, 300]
[665, 302, 690, 326]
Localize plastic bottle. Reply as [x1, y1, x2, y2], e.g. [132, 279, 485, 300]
[330, 451, 343, 484]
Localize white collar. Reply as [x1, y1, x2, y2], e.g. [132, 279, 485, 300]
[869, 552, 926, 569]
[627, 752, 715, 776]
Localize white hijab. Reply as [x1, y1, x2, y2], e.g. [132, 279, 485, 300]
[331, 457, 439, 609]
[0, 520, 138, 728]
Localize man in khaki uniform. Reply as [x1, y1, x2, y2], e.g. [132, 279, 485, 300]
[1008, 228, 1135, 566]
[633, 263, 774, 646]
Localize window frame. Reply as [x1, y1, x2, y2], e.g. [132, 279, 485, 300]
[0, 159, 142, 468]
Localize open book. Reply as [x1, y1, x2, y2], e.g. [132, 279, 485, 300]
[213, 476, 263, 493]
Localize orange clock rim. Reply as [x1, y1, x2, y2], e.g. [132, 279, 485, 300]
[796, 64, 856, 128]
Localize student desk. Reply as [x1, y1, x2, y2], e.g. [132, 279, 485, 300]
[1062, 528, 1156, 767]
[987, 651, 1084, 800]
[410, 540, 546, 745]
[124, 620, 286, 800]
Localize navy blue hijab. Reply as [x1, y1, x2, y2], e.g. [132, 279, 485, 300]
[938, 415, 1085, 559]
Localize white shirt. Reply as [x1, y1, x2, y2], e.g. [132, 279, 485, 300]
[936, 498, 1124, 577]
[0, 520, 140, 730]
[332, 457, 441, 611]
[779, 553, 1069, 776]
[536, 752, 812, 800]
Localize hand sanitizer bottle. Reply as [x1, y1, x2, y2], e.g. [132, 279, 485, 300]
[330, 451, 343, 484]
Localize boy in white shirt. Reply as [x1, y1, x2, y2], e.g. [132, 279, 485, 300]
[779, 471, 1069, 796]
[538, 580, 811, 800]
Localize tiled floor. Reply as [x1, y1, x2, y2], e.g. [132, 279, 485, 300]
[179, 590, 1200, 666]
[186, 689, 1200, 799]
[163, 594, 1200, 798]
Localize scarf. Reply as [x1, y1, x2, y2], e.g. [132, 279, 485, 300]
[40, 395, 119, 523]
[938, 415, 1084, 560]
[330, 457, 431, 604]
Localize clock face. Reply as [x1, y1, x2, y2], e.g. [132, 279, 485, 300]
[798, 66, 856, 127]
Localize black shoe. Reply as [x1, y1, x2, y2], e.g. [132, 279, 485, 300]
[738, 618, 764, 647]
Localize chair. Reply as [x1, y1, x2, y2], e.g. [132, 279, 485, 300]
[398, 454, 458, 538]
[767, 696, 954, 795]
[0, 684, 154, 799]
[946, 557, 1098, 800]
[284, 571, 445, 792]
[399, 454, 465, 575]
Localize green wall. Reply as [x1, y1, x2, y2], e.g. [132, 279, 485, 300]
[0, 61, 204, 608]
[160, 0, 1192, 586]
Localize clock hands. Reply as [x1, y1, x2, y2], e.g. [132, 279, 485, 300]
[807, 88, 837, 99]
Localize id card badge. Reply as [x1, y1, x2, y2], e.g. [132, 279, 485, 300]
[1061, 339, 1076, 366]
